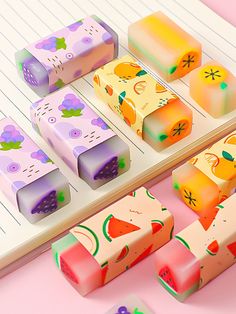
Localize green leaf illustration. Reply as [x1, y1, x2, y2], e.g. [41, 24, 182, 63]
[222, 150, 234, 162]
[118, 91, 126, 104]
[136, 69, 147, 76]
[62, 109, 82, 118]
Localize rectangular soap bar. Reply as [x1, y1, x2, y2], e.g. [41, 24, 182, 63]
[172, 131, 236, 214]
[16, 15, 118, 97]
[105, 294, 154, 314]
[0, 118, 70, 223]
[30, 86, 130, 189]
[52, 187, 174, 295]
[94, 55, 192, 151]
[190, 61, 236, 117]
[128, 11, 201, 82]
[155, 194, 236, 302]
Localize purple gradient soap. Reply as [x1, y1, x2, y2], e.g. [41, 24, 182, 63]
[15, 15, 118, 97]
[0, 118, 70, 223]
[30, 87, 130, 189]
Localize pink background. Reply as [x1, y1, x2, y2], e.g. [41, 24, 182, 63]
[0, 1, 235, 313]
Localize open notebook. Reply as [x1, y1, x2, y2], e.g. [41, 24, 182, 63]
[0, 0, 235, 273]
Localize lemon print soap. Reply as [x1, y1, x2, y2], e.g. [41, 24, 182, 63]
[128, 11, 201, 82]
[172, 131, 236, 214]
[93, 55, 192, 151]
[190, 61, 236, 117]
[155, 194, 236, 301]
[52, 187, 174, 296]
[16, 15, 118, 97]
[30, 86, 130, 189]
[0, 117, 70, 223]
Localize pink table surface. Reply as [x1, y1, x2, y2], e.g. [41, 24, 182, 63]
[1, 2, 236, 314]
[0, 176, 235, 314]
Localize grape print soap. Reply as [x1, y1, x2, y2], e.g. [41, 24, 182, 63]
[51, 187, 174, 295]
[154, 194, 236, 301]
[0, 118, 70, 223]
[30, 87, 130, 189]
[15, 15, 118, 96]
[94, 55, 192, 151]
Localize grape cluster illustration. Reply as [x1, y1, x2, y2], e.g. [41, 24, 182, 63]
[68, 20, 83, 32]
[58, 93, 85, 118]
[0, 125, 25, 151]
[35, 37, 67, 52]
[31, 149, 53, 164]
[91, 117, 109, 130]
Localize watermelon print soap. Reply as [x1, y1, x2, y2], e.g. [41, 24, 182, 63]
[15, 15, 118, 97]
[173, 131, 236, 214]
[31, 86, 130, 189]
[51, 187, 174, 295]
[0, 117, 70, 223]
[94, 55, 192, 151]
[190, 61, 236, 117]
[128, 12, 201, 82]
[155, 194, 236, 301]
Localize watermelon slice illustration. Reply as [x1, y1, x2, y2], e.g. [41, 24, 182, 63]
[103, 214, 140, 242]
[115, 245, 129, 263]
[146, 189, 155, 199]
[206, 240, 219, 256]
[101, 261, 109, 285]
[159, 266, 177, 292]
[60, 257, 78, 284]
[73, 225, 99, 256]
[130, 244, 153, 268]
[227, 241, 236, 257]
[199, 207, 219, 231]
[151, 220, 164, 234]
[129, 191, 136, 197]
[175, 235, 190, 250]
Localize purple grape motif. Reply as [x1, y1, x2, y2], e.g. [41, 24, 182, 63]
[31, 149, 53, 164]
[68, 20, 83, 32]
[22, 57, 48, 87]
[35, 37, 67, 52]
[0, 125, 24, 151]
[115, 306, 131, 314]
[91, 117, 109, 130]
[94, 157, 118, 180]
[31, 190, 58, 214]
[58, 93, 85, 118]
[7, 162, 21, 173]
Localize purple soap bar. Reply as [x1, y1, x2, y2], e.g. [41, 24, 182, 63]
[15, 15, 118, 97]
[0, 118, 71, 223]
[30, 87, 130, 189]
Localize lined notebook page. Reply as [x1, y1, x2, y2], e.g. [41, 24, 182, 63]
[0, 0, 235, 270]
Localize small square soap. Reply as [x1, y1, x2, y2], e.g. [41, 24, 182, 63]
[0, 118, 70, 223]
[94, 55, 193, 151]
[128, 11, 202, 81]
[30, 86, 130, 189]
[190, 61, 236, 117]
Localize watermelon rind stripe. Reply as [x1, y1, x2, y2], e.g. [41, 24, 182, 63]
[146, 190, 155, 199]
[77, 225, 100, 256]
[158, 276, 177, 297]
[170, 226, 174, 239]
[151, 219, 164, 226]
[175, 235, 190, 250]
[102, 214, 113, 242]
[206, 249, 217, 256]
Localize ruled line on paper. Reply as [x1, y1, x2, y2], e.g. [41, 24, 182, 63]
[0, 226, 6, 235]
[0, 201, 21, 227]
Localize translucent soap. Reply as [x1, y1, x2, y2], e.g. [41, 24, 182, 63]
[16, 16, 118, 97]
[94, 55, 193, 151]
[173, 131, 236, 214]
[52, 187, 174, 295]
[128, 11, 202, 81]
[31, 87, 130, 189]
[190, 61, 236, 117]
[0, 118, 70, 223]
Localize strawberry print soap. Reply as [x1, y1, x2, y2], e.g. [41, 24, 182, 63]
[16, 15, 118, 96]
[0, 118, 70, 223]
[155, 194, 236, 301]
[51, 187, 174, 295]
[173, 131, 236, 214]
[128, 11, 201, 82]
[190, 61, 236, 117]
[30, 87, 130, 189]
[94, 55, 192, 151]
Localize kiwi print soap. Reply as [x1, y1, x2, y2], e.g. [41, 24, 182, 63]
[0, 118, 70, 223]
[30, 86, 130, 189]
[15, 15, 118, 97]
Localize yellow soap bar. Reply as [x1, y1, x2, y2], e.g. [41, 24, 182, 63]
[128, 11, 202, 82]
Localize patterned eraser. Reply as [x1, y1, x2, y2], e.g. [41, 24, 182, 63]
[190, 61, 236, 117]
[0, 117, 70, 223]
[30, 86, 130, 189]
[128, 11, 201, 82]
[15, 15, 118, 97]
